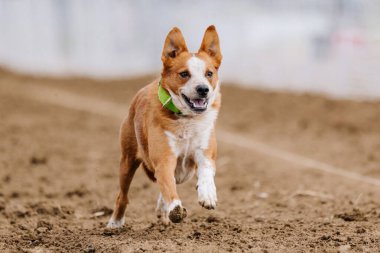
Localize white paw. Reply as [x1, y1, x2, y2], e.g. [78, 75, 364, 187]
[156, 194, 170, 224]
[156, 195, 186, 224]
[197, 177, 217, 209]
[167, 199, 187, 223]
[107, 216, 125, 228]
[167, 199, 182, 213]
[158, 213, 170, 225]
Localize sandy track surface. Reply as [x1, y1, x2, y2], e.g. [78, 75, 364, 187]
[0, 71, 379, 252]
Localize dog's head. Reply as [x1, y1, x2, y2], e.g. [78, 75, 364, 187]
[160, 25, 222, 115]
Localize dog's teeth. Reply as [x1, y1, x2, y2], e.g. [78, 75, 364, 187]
[191, 98, 207, 108]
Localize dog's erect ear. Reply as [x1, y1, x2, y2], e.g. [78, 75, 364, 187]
[161, 27, 188, 65]
[198, 25, 222, 69]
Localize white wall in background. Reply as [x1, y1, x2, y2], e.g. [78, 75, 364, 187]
[0, 0, 379, 99]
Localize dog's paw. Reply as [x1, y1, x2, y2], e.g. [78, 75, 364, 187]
[157, 214, 170, 225]
[197, 178, 217, 210]
[107, 216, 125, 228]
[156, 206, 170, 225]
[168, 205, 187, 223]
[167, 199, 187, 223]
[156, 193, 170, 224]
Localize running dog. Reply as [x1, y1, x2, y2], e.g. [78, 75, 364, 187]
[108, 25, 222, 227]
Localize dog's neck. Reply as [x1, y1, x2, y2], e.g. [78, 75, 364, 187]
[158, 80, 183, 115]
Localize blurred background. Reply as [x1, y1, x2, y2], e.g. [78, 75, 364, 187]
[0, 0, 379, 99]
[2, 1, 380, 252]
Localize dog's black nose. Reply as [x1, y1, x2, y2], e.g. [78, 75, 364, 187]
[195, 85, 209, 97]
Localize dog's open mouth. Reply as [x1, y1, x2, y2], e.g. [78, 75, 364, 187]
[182, 94, 208, 112]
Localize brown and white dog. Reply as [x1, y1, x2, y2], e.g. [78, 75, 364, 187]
[107, 25, 222, 227]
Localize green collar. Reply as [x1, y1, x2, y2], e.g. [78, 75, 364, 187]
[158, 80, 182, 115]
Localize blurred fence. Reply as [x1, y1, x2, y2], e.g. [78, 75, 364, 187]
[0, 0, 379, 99]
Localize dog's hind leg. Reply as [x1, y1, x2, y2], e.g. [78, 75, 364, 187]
[155, 192, 170, 224]
[108, 116, 140, 228]
[107, 153, 140, 228]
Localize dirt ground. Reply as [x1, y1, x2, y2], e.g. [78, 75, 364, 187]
[0, 69, 379, 252]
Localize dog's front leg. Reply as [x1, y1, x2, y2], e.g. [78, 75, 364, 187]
[154, 157, 187, 223]
[195, 149, 217, 209]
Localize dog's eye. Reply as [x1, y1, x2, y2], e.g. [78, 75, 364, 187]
[206, 71, 213, 78]
[179, 71, 190, 78]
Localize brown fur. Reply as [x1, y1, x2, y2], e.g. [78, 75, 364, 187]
[110, 25, 222, 224]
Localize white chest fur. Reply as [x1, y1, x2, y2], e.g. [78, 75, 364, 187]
[165, 109, 218, 184]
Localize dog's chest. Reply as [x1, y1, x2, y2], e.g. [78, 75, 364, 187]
[164, 110, 217, 183]
[165, 110, 217, 156]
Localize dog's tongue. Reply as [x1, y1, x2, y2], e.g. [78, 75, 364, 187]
[191, 98, 206, 108]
